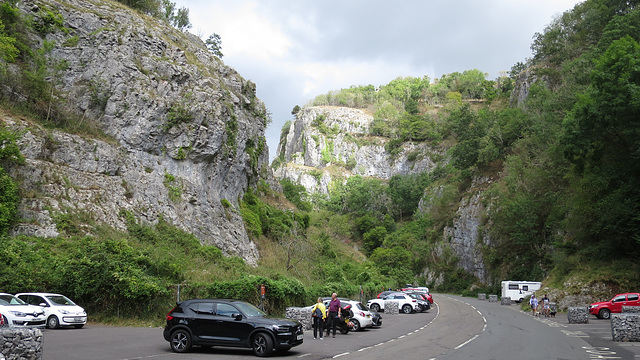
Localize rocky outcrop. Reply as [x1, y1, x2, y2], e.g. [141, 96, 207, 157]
[274, 106, 441, 194]
[419, 177, 492, 285]
[2, 0, 278, 265]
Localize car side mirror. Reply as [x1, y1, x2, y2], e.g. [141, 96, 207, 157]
[233, 313, 243, 321]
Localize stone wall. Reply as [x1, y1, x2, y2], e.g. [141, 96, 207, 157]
[501, 297, 511, 305]
[0, 328, 43, 360]
[567, 307, 589, 324]
[385, 301, 398, 315]
[611, 314, 640, 342]
[285, 306, 313, 330]
[623, 306, 640, 313]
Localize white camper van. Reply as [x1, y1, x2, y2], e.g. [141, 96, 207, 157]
[501, 281, 542, 303]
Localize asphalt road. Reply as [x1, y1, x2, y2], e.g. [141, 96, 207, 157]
[41, 295, 640, 360]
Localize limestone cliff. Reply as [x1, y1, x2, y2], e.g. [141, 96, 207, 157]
[274, 106, 441, 193]
[3, 0, 277, 265]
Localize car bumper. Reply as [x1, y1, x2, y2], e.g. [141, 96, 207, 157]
[8, 317, 46, 327]
[274, 329, 304, 349]
[60, 315, 87, 325]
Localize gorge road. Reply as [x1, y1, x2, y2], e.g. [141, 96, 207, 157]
[41, 295, 640, 360]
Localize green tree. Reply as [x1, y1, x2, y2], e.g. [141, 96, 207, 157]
[562, 35, 640, 256]
[205, 33, 223, 58]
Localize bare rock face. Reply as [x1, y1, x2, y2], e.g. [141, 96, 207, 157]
[274, 106, 441, 194]
[3, 0, 279, 265]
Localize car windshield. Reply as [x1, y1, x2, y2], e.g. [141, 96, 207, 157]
[354, 302, 365, 310]
[234, 302, 266, 317]
[46, 295, 76, 306]
[0, 294, 27, 306]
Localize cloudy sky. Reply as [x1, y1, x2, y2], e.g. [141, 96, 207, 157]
[173, 0, 583, 160]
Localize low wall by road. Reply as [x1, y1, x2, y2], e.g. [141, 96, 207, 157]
[286, 306, 313, 330]
[611, 313, 640, 342]
[478, 293, 486, 300]
[568, 307, 589, 324]
[489, 295, 498, 303]
[501, 297, 511, 305]
[623, 306, 640, 313]
[385, 301, 398, 315]
[0, 328, 43, 360]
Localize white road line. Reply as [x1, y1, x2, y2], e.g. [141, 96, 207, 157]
[455, 334, 479, 349]
[333, 352, 350, 358]
[298, 354, 312, 358]
[358, 346, 373, 352]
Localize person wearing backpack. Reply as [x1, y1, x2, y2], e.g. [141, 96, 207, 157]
[311, 297, 327, 340]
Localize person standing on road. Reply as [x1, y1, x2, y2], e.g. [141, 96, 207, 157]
[327, 293, 341, 338]
[542, 294, 550, 317]
[311, 297, 326, 340]
[530, 294, 538, 316]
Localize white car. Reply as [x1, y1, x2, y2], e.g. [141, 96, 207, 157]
[0, 293, 46, 327]
[337, 299, 374, 331]
[321, 298, 374, 331]
[367, 292, 420, 314]
[17, 293, 87, 329]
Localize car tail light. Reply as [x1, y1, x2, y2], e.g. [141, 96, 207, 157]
[358, 311, 365, 317]
[166, 306, 177, 321]
[412, 299, 416, 302]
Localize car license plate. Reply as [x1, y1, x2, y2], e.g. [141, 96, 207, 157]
[296, 334, 303, 340]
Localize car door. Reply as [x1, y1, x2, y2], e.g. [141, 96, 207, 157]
[610, 294, 627, 313]
[627, 293, 640, 307]
[211, 303, 252, 347]
[189, 301, 217, 342]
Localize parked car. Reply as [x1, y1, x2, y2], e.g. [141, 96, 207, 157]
[588, 292, 640, 319]
[376, 291, 397, 299]
[369, 309, 383, 326]
[16, 293, 87, 329]
[163, 299, 303, 357]
[367, 293, 419, 314]
[405, 292, 430, 312]
[0, 293, 46, 327]
[323, 299, 373, 331]
[404, 290, 433, 304]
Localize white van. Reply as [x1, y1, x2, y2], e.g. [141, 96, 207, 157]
[501, 281, 541, 303]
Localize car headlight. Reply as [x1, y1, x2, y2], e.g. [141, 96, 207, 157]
[9, 311, 26, 317]
[59, 309, 70, 314]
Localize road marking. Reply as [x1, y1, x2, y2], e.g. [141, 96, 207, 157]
[455, 334, 479, 349]
[298, 354, 312, 358]
[333, 352, 350, 358]
[358, 346, 373, 352]
[562, 330, 589, 337]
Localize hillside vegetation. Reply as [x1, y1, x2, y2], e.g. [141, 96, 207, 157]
[0, 0, 639, 325]
[276, 0, 640, 295]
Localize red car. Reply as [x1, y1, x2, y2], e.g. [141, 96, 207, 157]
[588, 292, 640, 319]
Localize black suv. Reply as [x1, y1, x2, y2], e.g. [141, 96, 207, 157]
[163, 299, 303, 357]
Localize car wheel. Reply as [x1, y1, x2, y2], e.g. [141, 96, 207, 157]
[402, 304, 413, 314]
[170, 329, 192, 353]
[351, 319, 360, 331]
[47, 316, 60, 329]
[252, 332, 273, 357]
[599, 309, 611, 320]
[370, 303, 380, 312]
[339, 327, 349, 334]
[73, 324, 84, 329]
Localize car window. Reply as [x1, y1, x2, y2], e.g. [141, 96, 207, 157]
[189, 302, 214, 315]
[216, 303, 239, 317]
[628, 294, 639, 301]
[46, 295, 75, 306]
[613, 295, 626, 302]
[0, 295, 26, 305]
[355, 303, 365, 310]
[28, 295, 46, 306]
[234, 302, 266, 317]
